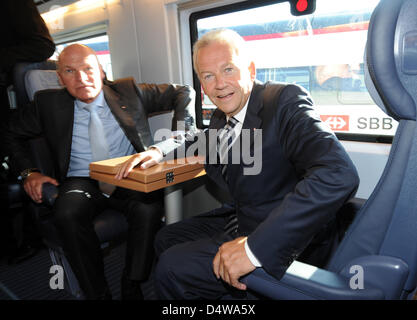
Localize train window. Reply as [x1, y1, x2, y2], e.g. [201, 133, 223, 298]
[190, 0, 396, 142]
[51, 34, 113, 81]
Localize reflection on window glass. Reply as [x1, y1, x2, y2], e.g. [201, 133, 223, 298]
[195, 0, 397, 137]
[51, 34, 113, 80]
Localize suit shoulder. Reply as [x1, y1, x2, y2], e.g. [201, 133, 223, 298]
[34, 87, 70, 103]
[261, 81, 312, 108]
[108, 77, 135, 86]
[104, 78, 140, 101]
[263, 81, 308, 98]
[258, 81, 315, 126]
[106, 77, 136, 91]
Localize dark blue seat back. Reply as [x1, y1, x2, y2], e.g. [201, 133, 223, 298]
[12, 60, 58, 107]
[327, 0, 417, 299]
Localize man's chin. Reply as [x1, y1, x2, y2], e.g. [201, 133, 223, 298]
[76, 91, 99, 103]
[216, 104, 239, 117]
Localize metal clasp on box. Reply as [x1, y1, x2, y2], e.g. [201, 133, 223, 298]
[166, 171, 174, 184]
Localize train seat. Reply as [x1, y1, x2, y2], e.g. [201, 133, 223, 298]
[12, 60, 58, 107]
[25, 69, 61, 101]
[242, 0, 417, 300]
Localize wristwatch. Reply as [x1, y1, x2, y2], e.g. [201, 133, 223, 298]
[20, 168, 41, 180]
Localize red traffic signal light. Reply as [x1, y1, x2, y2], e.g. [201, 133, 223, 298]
[290, 0, 316, 16]
[297, 0, 308, 12]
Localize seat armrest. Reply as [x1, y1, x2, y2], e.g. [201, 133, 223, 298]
[42, 182, 58, 207]
[243, 255, 407, 300]
[338, 255, 409, 300]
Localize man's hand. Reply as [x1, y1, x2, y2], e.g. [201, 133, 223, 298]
[23, 172, 59, 204]
[114, 148, 163, 180]
[212, 236, 256, 290]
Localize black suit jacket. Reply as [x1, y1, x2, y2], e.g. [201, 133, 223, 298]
[203, 81, 359, 279]
[5, 78, 195, 182]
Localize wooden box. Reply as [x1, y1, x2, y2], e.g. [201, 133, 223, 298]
[89, 156, 206, 193]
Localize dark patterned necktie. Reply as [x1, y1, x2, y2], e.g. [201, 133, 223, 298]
[217, 116, 239, 235]
[217, 116, 239, 179]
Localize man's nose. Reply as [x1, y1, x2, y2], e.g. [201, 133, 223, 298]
[75, 70, 88, 82]
[215, 75, 227, 89]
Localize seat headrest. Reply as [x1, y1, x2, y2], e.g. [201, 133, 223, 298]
[365, 0, 417, 121]
[24, 70, 62, 101]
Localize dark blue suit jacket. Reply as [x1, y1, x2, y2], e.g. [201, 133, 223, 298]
[205, 81, 359, 280]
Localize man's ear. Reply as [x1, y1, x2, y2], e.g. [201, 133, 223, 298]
[249, 61, 256, 82]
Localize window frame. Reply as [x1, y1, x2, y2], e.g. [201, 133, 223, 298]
[189, 0, 393, 143]
[54, 32, 107, 46]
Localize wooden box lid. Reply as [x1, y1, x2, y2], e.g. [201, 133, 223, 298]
[89, 156, 206, 193]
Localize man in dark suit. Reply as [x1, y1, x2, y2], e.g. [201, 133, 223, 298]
[4, 44, 195, 299]
[119, 29, 359, 299]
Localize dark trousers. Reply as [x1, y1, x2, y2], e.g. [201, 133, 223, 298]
[154, 208, 341, 300]
[154, 210, 256, 300]
[53, 177, 163, 299]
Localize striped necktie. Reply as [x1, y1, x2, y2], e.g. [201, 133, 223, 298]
[217, 116, 239, 179]
[218, 117, 239, 235]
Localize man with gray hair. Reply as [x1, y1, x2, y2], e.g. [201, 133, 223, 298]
[140, 28, 359, 299]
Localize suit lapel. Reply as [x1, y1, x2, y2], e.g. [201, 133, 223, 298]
[227, 82, 264, 183]
[102, 84, 147, 152]
[242, 81, 264, 132]
[55, 90, 75, 181]
[209, 109, 227, 130]
[207, 109, 227, 160]
[204, 110, 227, 187]
[103, 84, 130, 124]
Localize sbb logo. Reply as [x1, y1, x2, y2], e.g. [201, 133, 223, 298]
[320, 115, 349, 131]
[357, 117, 393, 130]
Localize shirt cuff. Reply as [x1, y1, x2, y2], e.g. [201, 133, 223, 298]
[148, 145, 164, 157]
[244, 238, 262, 267]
